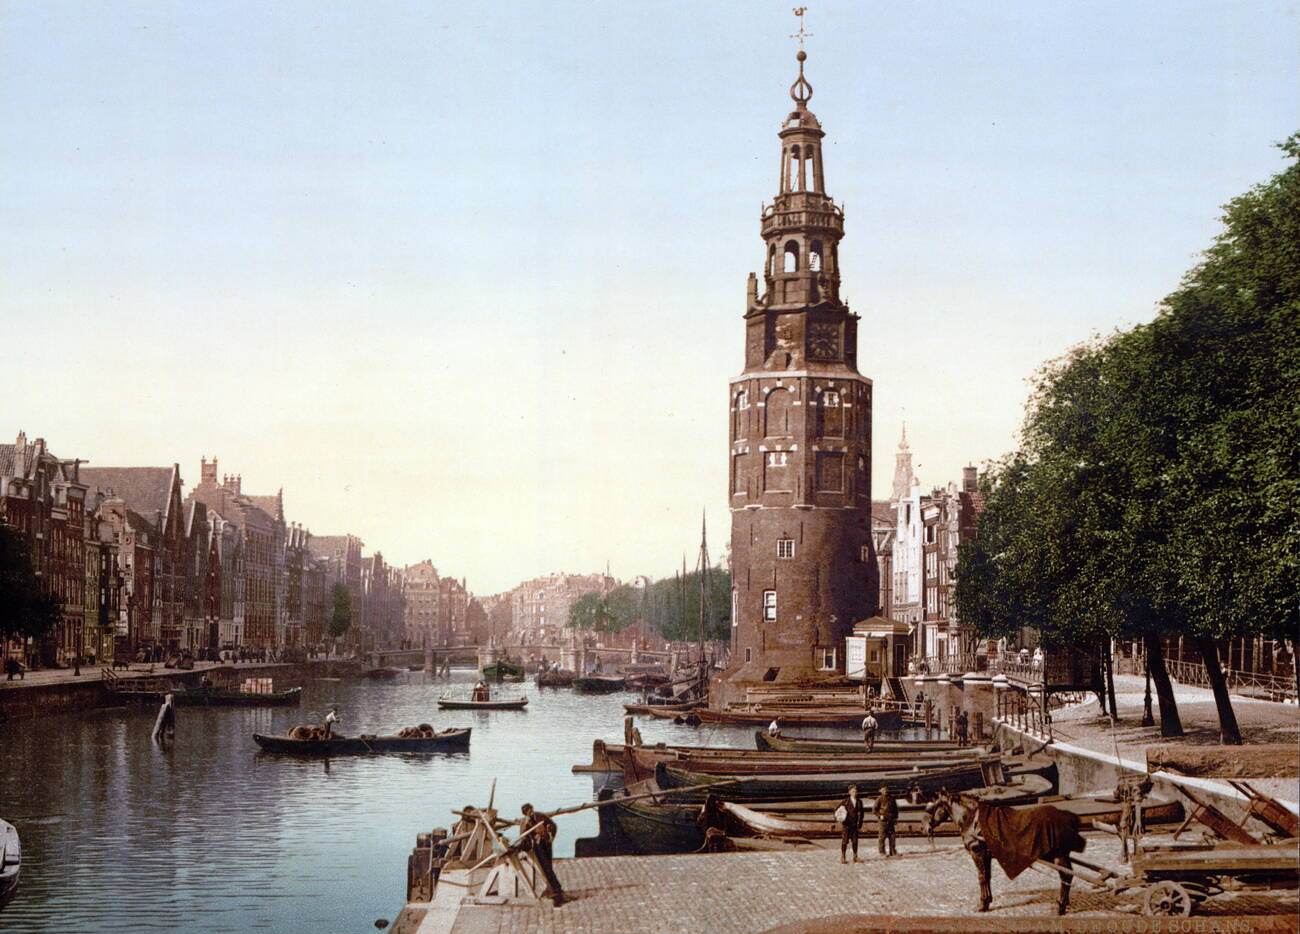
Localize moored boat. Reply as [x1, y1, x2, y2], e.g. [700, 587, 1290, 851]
[754, 731, 964, 754]
[624, 745, 989, 779]
[573, 674, 626, 694]
[0, 819, 19, 909]
[655, 758, 989, 800]
[623, 700, 702, 717]
[536, 669, 575, 688]
[436, 695, 528, 710]
[695, 706, 902, 728]
[253, 727, 471, 756]
[364, 667, 402, 680]
[481, 661, 524, 679]
[173, 686, 302, 707]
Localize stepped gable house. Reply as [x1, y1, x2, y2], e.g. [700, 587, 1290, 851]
[722, 50, 878, 701]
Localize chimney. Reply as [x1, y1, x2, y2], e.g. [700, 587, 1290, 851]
[962, 465, 978, 493]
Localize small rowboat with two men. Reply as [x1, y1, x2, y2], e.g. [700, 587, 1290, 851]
[253, 727, 471, 756]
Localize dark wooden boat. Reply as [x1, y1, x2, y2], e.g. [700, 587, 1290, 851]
[608, 778, 709, 854]
[253, 728, 471, 755]
[719, 776, 1055, 839]
[407, 664, 425, 671]
[623, 700, 702, 717]
[695, 706, 901, 728]
[436, 695, 528, 710]
[655, 759, 989, 800]
[482, 662, 524, 679]
[573, 674, 626, 694]
[625, 745, 988, 779]
[755, 731, 965, 754]
[173, 686, 302, 707]
[536, 669, 575, 687]
[0, 819, 19, 909]
[364, 668, 402, 680]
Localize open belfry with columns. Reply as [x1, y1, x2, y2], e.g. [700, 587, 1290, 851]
[718, 49, 878, 704]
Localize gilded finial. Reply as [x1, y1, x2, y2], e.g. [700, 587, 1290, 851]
[789, 8, 813, 106]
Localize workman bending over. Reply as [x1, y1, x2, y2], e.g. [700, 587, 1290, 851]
[519, 803, 564, 906]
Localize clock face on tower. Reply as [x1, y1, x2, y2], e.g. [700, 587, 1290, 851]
[807, 322, 840, 361]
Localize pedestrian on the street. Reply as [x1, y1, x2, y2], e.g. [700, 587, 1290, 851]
[861, 711, 879, 753]
[874, 785, 898, 857]
[324, 706, 339, 739]
[956, 710, 969, 747]
[519, 803, 564, 906]
[5, 656, 22, 681]
[836, 784, 866, 864]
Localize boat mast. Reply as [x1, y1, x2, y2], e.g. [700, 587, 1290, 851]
[697, 510, 710, 687]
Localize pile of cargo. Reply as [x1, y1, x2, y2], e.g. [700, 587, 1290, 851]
[241, 677, 275, 695]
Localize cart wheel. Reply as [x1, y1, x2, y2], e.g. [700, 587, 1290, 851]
[1143, 880, 1193, 917]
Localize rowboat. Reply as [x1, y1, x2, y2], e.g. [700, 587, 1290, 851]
[0, 819, 19, 909]
[536, 669, 575, 688]
[754, 731, 965, 754]
[253, 728, 471, 755]
[573, 674, 626, 693]
[695, 707, 902, 728]
[364, 668, 402, 680]
[607, 778, 710, 854]
[624, 745, 989, 779]
[655, 759, 990, 800]
[719, 776, 1056, 839]
[436, 695, 528, 710]
[623, 700, 702, 717]
[481, 661, 524, 679]
[174, 686, 302, 707]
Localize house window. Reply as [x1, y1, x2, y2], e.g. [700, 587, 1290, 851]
[763, 590, 777, 621]
[860, 545, 871, 563]
[925, 525, 936, 544]
[745, 647, 752, 663]
[818, 647, 836, 670]
[777, 538, 795, 559]
[767, 451, 788, 467]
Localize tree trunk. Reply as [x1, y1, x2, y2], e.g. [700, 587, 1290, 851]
[1194, 635, 1242, 745]
[1289, 639, 1299, 707]
[1143, 631, 1183, 737]
[1103, 638, 1119, 719]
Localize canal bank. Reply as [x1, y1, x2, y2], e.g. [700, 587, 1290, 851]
[0, 658, 364, 720]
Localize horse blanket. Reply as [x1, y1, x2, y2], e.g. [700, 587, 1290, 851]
[978, 803, 1085, 879]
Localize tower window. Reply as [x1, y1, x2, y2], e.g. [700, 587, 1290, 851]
[783, 241, 799, 273]
[860, 544, 871, 563]
[809, 240, 823, 272]
[776, 539, 795, 559]
[763, 590, 777, 621]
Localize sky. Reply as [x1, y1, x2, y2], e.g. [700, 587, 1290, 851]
[1, 2, 1296, 595]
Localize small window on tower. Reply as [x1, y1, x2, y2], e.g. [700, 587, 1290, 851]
[776, 539, 795, 559]
[783, 241, 799, 273]
[809, 240, 823, 271]
[763, 590, 777, 621]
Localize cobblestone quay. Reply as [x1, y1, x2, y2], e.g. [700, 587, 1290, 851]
[407, 834, 1296, 934]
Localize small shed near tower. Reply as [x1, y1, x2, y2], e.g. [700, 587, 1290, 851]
[845, 616, 911, 688]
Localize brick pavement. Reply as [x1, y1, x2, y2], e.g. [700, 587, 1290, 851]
[435, 833, 1298, 934]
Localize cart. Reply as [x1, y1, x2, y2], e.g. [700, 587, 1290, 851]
[1039, 841, 1299, 917]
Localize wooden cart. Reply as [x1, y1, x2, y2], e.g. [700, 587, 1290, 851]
[1043, 842, 1299, 917]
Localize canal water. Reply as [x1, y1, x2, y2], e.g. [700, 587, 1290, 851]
[0, 669, 761, 934]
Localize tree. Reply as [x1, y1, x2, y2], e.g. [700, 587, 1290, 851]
[956, 135, 1300, 743]
[0, 524, 62, 652]
[328, 583, 352, 647]
[567, 586, 641, 634]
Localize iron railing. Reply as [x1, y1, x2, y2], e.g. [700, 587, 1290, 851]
[1165, 658, 1296, 703]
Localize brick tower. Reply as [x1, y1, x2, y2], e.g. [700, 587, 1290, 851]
[721, 49, 876, 700]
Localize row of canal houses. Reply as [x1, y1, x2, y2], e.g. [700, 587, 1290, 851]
[0, 431, 414, 667]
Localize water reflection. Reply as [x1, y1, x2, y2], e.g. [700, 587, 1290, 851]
[0, 669, 756, 934]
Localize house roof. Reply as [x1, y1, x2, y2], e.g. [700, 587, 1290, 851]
[80, 467, 176, 519]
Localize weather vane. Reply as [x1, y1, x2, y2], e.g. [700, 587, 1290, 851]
[790, 7, 812, 49]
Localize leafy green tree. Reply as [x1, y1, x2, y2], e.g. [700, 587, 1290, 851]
[328, 583, 352, 646]
[957, 135, 1300, 743]
[0, 524, 62, 652]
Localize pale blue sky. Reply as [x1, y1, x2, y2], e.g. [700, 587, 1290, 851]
[2, 2, 1296, 593]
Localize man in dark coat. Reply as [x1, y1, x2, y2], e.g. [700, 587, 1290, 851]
[956, 710, 970, 747]
[520, 803, 564, 906]
[836, 784, 866, 863]
[874, 785, 898, 857]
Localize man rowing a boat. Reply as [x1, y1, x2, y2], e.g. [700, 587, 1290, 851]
[324, 706, 339, 739]
[861, 710, 879, 753]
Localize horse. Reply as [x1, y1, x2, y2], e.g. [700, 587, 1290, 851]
[937, 789, 1086, 915]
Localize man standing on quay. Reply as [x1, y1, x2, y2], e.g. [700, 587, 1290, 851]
[837, 784, 866, 863]
[875, 785, 898, 857]
[520, 803, 564, 906]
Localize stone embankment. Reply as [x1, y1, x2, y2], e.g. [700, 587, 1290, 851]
[0, 658, 364, 720]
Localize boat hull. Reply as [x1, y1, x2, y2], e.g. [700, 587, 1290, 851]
[482, 663, 524, 679]
[436, 697, 528, 710]
[754, 731, 963, 754]
[253, 728, 471, 755]
[173, 687, 302, 707]
[656, 760, 988, 801]
[696, 707, 902, 728]
[573, 677, 626, 694]
[0, 820, 19, 910]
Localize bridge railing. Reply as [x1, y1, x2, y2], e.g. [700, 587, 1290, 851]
[1165, 657, 1296, 703]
